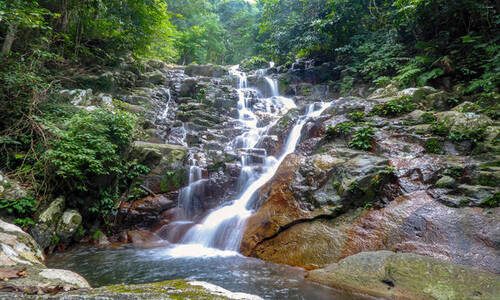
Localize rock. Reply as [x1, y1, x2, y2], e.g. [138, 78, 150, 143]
[368, 84, 399, 99]
[435, 176, 457, 189]
[130, 141, 188, 194]
[0, 172, 28, 201]
[185, 64, 228, 77]
[126, 229, 167, 248]
[38, 269, 89, 289]
[56, 210, 82, 242]
[249, 191, 500, 273]
[142, 70, 166, 85]
[30, 197, 65, 250]
[118, 195, 175, 227]
[240, 149, 397, 259]
[59, 89, 93, 106]
[1, 279, 263, 299]
[131, 141, 187, 167]
[307, 251, 500, 300]
[0, 219, 90, 294]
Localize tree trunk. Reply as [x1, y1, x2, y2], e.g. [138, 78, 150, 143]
[1, 23, 18, 57]
[60, 0, 69, 32]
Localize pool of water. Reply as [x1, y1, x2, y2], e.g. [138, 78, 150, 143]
[47, 245, 371, 300]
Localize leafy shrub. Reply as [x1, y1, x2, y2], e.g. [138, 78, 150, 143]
[0, 196, 37, 229]
[349, 127, 375, 151]
[326, 122, 355, 138]
[348, 111, 366, 122]
[424, 138, 443, 154]
[240, 56, 269, 71]
[448, 126, 488, 144]
[371, 96, 416, 117]
[0, 196, 37, 216]
[44, 109, 137, 192]
[431, 120, 449, 136]
[421, 112, 437, 124]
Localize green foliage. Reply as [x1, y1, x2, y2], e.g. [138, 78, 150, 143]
[448, 126, 488, 144]
[424, 138, 443, 154]
[481, 193, 499, 208]
[0, 196, 37, 216]
[348, 111, 366, 122]
[44, 109, 136, 192]
[339, 76, 355, 96]
[372, 96, 416, 117]
[13, 217, 36, 228]
[349, 127, 375, 151]
[421, 112, 437, 124]
[326, 122, 355, 138]
[431, 120, 449, 136]
[240, 56, 269, 71]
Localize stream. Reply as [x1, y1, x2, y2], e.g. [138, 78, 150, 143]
[47, 66, 371, 299]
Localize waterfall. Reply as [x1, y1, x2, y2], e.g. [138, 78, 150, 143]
[165, 66, 330, 257]
[160, 88, 172, 119]
[264, 77, 279, 97]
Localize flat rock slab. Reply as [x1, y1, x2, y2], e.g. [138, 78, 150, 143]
[308, 250, 500, 300]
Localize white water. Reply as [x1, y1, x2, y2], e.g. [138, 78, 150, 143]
[160, 88, 172, 119]
[165, 66, 331, 257]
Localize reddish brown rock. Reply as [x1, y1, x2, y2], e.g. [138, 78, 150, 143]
[250, 191, 500, 273]
[118, 195, 175, 227]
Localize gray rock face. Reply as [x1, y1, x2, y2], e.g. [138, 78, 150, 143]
[0, 219, 90, 294]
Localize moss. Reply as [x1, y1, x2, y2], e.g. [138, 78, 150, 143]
[98, 280, 228, 299]
[348, 111, 366, 122]
[371, 96, 416, 117]
[421, 112, 437, 124]
[160, 169, 188, 193]
[481, 193, 499, 208]
[424, 138, 443, 154]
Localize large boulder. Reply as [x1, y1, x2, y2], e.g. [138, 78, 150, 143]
[30, 197, 65, 250]
[250, 191, 500, 273]
[240, 148, 396, 261]
[308, 251, 500, 300]
[130, 141, 188, 194]
[0, 219, 90, 294]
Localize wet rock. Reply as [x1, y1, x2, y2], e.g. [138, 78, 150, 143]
[241, 148, 397, 258]
[118, 195, 175, 227]
[250, 191, 500, 273]
[307, 251, 500, 300]
[126, 229, 167, 248]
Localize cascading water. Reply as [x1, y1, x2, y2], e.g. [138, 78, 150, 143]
[166, 66, 330, 257]
[160, 88, 172, 119]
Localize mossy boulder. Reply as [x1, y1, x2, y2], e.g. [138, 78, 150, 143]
[30, 197, 65, 250]
[308, 251, 500, 300]
[131, 142, 188, 194]
[185, 64, 228, 78]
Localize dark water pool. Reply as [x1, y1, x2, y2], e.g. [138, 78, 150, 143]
[47, 245, 371, 300]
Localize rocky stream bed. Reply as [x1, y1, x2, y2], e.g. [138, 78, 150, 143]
[1, 60, 499, 299]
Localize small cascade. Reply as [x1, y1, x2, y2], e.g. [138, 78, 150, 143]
[160, 88, 172, 119]
[177, 156, 204, 219]
[264, 77, 279, 97]
[164, 65, 331, 256]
